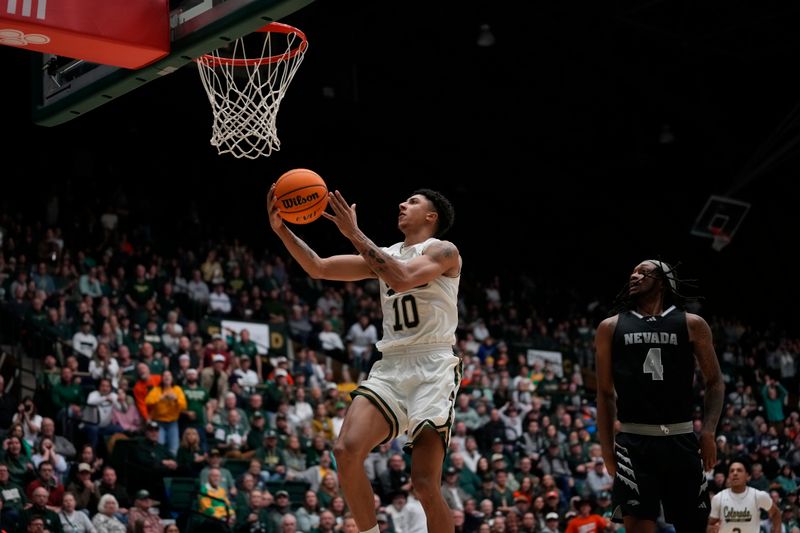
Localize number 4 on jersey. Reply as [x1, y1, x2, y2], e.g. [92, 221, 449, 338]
[643, 348, 664, 380]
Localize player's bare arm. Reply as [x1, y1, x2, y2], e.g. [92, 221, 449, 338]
[358, 239, 458, 293]
[768, 500, 781, 532]
[324, 189, 460, 292]
[688, 312, 724, 471]
[267, 184, 375, 281]
[595, 315, 618, 477]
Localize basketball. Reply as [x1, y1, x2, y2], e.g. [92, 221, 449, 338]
[273, 168, 329, 224]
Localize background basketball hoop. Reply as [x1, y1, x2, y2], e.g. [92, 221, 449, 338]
[690, 195, 749, 253]
[195, 22, 308, 159]
[709, 227, 731, 252]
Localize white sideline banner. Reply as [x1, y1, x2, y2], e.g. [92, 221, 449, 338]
[527, 349, 564, 377]
[221, 320, 270, 355]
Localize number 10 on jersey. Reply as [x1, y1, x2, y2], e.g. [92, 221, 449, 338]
[392, 295, 420, 331]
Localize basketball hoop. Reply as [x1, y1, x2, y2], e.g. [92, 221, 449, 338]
[709, 227, 731, 252]
[195, 22, 308, 159]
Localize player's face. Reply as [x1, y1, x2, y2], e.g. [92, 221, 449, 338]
[629, 262, 660, 296]
[727, 462, 749, 488]
[398, 194, 434, 230]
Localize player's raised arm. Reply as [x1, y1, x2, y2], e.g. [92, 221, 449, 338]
[324, 190, 460, 292]
[267, 184, 375, 281]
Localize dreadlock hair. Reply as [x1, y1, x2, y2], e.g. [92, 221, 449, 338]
[413, 188, 455, 238]
[609, 259, 701, 315]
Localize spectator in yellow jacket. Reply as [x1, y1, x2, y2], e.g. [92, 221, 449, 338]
[145, 370, 187, 456]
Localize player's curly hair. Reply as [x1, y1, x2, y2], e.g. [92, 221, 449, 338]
[413, 188, 454, 238]
[609, 259, 701, 315]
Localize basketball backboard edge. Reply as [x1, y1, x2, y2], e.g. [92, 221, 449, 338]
[31, 0, 315, 127]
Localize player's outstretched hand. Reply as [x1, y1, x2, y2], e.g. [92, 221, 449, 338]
[322, 190, 359, 238]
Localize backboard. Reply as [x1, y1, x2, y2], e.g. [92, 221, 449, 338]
[690, 195, 750, 251]
[29, 0, 314, 126]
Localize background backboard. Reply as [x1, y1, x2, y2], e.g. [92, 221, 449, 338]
[690, 195, 750, 250]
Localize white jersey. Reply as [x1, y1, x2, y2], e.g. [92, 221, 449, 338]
[376, 238, 459, 353]
[709, 487, 773, 533]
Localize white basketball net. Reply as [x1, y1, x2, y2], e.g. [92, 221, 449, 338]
[196, 24, 307, 159]
[711, 231, 731, 252]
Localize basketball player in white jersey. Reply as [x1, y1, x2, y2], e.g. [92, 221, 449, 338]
[267, 186, 461, 533]
[708, 461, 781, 533]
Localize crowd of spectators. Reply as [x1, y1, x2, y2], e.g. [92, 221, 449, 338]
[1, 205, 800, 533]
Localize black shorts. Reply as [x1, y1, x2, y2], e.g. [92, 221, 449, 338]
[611, 432, 710, 525]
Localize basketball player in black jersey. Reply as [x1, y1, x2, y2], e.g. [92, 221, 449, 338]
[595, 260, 724, 533]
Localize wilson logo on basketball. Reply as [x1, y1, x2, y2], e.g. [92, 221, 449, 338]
[282, 192, 320, 209]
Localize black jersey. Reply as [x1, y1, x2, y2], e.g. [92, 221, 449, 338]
[611, 306, 694, 424]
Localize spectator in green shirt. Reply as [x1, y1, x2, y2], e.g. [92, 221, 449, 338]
[125, 265, 155, 313]
[245, 412, 267, 454]
[234, 329, 259, 359]
[123, 324, 145, 359]
[761, 375, 788, 426]
[180, 368, 210, 448]
[50, 367, 83, 434]
[0, 462, 27, 526]
[17, 486, 63, 533]
[130, 420, 178, 501]
[0, 437, 34, 487]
